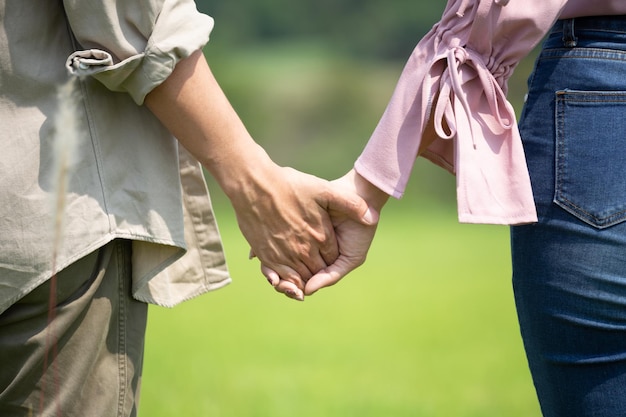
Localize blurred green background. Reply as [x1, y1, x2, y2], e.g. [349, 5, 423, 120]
[139, 1, 542, 416]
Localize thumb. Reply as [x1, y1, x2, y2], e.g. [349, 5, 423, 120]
[304, 257, 355, 296]
[324, 187, 379, 226]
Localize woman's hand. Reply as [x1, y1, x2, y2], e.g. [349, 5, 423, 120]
[259, 169, 388, 300]
[237, 164, 375, 298]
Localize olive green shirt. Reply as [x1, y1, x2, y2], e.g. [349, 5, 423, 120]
[0, 0, 231, 314]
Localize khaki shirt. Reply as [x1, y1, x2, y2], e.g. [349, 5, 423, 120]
[0, 0, 231, 314]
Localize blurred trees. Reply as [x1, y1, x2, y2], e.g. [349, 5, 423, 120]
[196, 0, 447, 60]
[195, 0, 533, 210]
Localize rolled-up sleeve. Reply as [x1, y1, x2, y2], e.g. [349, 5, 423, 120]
[63, 0, 214, 104]
[355, 0, 572, 225]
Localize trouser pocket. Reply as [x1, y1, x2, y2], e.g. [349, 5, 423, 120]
[554, 89, 626, 228]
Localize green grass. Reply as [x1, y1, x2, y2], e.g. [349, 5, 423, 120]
[139, 201, 541, 417]
[138, 40, 542, 417]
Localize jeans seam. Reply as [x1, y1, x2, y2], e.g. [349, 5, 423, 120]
[554, 94, 564, 214]
[117, 241, 128, 417]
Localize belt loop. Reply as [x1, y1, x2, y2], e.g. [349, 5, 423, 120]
[562, 18, 578, 47]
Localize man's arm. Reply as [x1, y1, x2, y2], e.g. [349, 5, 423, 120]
[144, 50, 375, 298]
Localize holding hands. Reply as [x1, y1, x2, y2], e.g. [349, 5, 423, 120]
[258, 169, 389, 300]
[239, 165, 378, 301]
[144, 49, 387, 301]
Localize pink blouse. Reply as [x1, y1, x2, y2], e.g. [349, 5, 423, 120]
[355, 0, 626, 224]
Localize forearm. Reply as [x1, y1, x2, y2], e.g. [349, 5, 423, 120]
[144, 49, 271, 198]
[143, 50, 376, 289]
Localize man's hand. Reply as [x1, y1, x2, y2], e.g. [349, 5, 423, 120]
[236, 165, 376, 299]
[144, 50, 378, 298]
[260, 169, 388, 299]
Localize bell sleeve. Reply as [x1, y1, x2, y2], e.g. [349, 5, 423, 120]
[62, 0, 214, 105]
[355, 0, 570, 224]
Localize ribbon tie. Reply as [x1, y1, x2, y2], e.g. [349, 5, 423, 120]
[433, 46, 515, 148]
[427, 44, 537, 224]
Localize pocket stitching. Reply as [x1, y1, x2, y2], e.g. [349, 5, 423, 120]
[554, 90, 626, 229]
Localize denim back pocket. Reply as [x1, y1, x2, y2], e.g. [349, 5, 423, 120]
[555, 90, 626, 229]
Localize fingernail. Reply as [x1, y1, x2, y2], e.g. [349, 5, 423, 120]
[285, 289, 304, 301]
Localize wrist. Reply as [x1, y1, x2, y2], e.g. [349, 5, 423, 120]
[204, 140, 274, 198]
[342, 169, 389, 212]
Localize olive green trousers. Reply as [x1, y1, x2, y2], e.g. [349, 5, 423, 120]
[0, 240, 147, 417]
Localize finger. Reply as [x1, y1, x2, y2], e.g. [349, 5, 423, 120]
[258, 255, 308, 289]
[275, 279, 304, 301]
[267, 263, 308, 291]
[260, 264, 279, 287]
[316, 233, 337, 272]
[304, 256, 360, 296]
[285, 227, 333, 276]
[324, 187, 378, 226]
[304, 269, 341, 296]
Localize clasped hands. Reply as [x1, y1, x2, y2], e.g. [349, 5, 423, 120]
[234, 167, 388, 301]
[142, 49, 386, 299]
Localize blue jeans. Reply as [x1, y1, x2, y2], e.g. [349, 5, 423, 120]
[512, 16, 626, 417]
